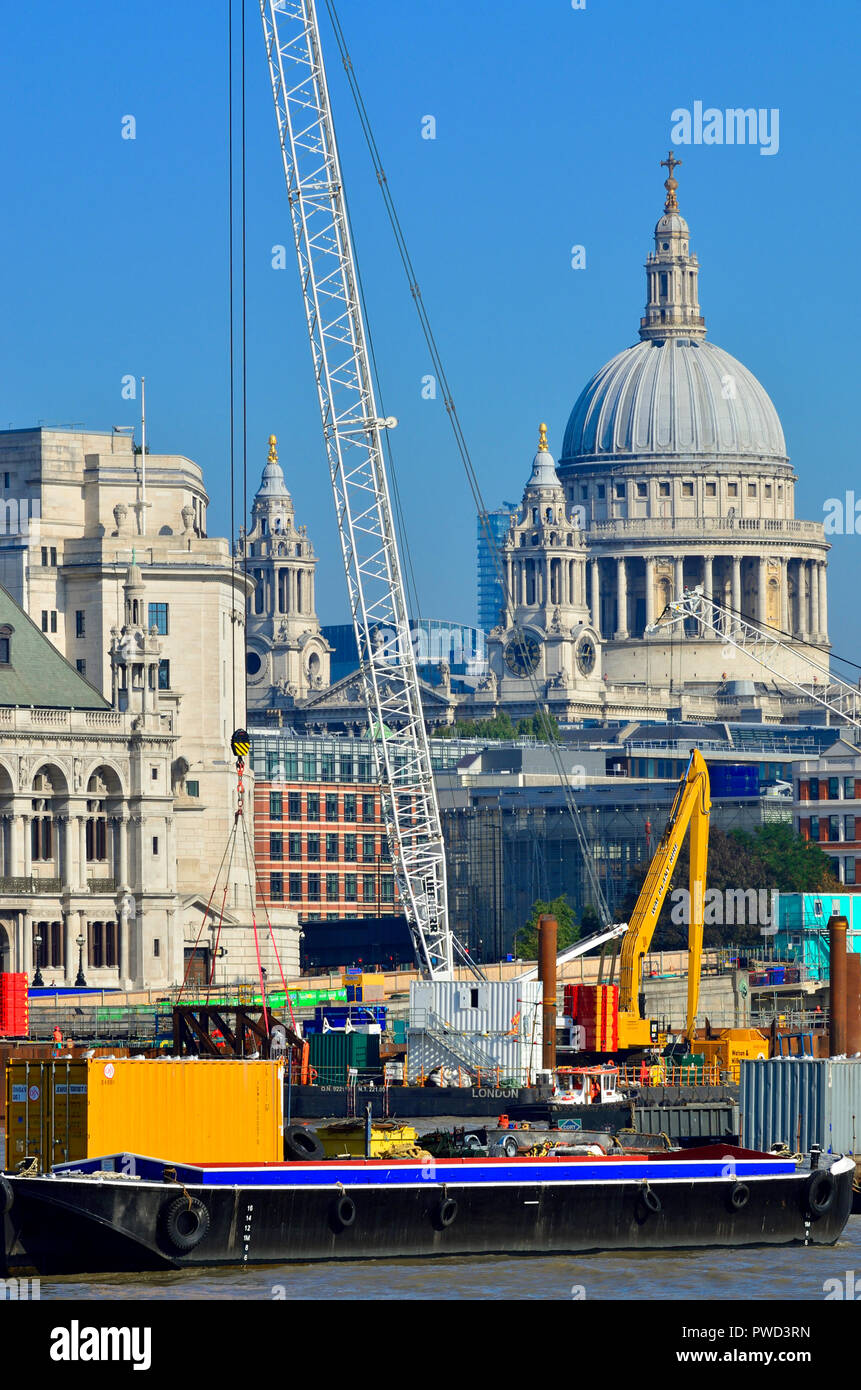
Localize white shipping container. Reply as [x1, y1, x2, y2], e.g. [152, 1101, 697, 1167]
[407, 980, 543, 1084]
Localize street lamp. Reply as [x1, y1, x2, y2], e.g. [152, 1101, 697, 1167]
[32, 934, 44, 988]
[74, 933, 87, 988]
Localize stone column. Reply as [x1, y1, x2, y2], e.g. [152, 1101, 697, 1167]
[590, 559, 600, 635]
[615, 557, 628, 639]
[810, 561, 821, 642]
[674, 556, 684, 600]
[780, 557, 790, 633]
[62, 912, 72, 984]
[644, 556, 655, 632]
[702, 554, 714, 637]
[818, 561, 828, 642]
[22, 814, 31, 878]
[78, 815, 88, 891]
[731, 556, 742, 617]
[20, 912, 32, 976]
[757, 558, 768, 626]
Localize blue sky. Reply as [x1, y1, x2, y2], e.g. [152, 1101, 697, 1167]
[2, 0, 860, 655]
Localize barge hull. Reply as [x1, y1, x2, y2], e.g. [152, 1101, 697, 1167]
[2, 1162, 853, 1275]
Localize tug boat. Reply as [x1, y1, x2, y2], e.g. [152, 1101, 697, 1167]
[2, 1144, 854, 1274]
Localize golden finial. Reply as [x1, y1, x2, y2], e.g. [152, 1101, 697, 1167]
[660, 150, 682, 212]
[538, 422, 548, 452]
[267, 434, 278, 463]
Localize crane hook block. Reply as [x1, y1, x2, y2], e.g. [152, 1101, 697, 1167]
[231, 728, 250, 760]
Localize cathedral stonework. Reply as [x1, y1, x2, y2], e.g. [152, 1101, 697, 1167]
[245, 436, 332, 711]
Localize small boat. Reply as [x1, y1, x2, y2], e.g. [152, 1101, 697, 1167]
[2, 1144, 854, 1274]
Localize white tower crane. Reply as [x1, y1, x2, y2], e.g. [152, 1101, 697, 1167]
[646, 586, 861, 729]
[259, 0, 479, 981]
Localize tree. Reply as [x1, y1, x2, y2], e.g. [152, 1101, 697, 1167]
[618, 821, 840, 950]
[579, 904, 603, 935]
[513, 895, 579, 958]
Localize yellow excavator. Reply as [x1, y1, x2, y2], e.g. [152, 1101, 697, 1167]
[617, 750, 710, 1050]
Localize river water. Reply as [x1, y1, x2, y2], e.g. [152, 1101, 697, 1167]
[28, 1216, 861, 1301]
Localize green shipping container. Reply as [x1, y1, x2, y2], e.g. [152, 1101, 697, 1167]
[307, 1030, 380, 1084]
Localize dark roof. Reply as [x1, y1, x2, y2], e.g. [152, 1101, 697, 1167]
[0, 584, 110, 710]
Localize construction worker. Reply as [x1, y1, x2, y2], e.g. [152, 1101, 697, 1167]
[52, 1024, 63, 1052]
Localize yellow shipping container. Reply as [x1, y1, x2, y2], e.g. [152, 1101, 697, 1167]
[314, 1120, 418, 1158]
[5, 1058, 284, 1170]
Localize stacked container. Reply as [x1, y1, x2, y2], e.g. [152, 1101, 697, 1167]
[0, 973, 29, 1036]
[563, 983, 619, 1050]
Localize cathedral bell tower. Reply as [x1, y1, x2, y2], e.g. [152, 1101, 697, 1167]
[486, 426, 601, 699]
[244, 435, 332, 710]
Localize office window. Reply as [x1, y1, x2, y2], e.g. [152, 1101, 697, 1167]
[41, 547, 48, 566]
[307, 873, 321, 901]
[158, 660, 170, 690]
[846, 858, 857, 886]
[340, 757, 354, 783]
[269, 791, 282, 820]
[148, 602, 169, 635]
[289, 873, 303, 902]
[810, 816, 820, 841]
[288, 833, 302, 861]
[344, 873, 357, 903]
[267, 752, 282, 780]
[829, 816, 841, 842]
[307, 833, 320, 862]
[76, 659, 86, 676]
[326, 873, 339, 902]
[362, 874, 376, 904]
[325, 833, 339, 861]
[41, 610, 48, 632]
[321, 754, 335, 783]
[306, 793, 320, 822]
[344, 834, 357, 861]
[270, 872, 284, 902]
[325, 793, 339, 822]
[828, 777, 840, 801]
[186, 780, 199, 797]
[381, 877, 394, 903]
[2, 473, 8, 489]
[362, 794, 375, 823]
[75, 610, 86, 638]
[362, 834, 376, 862]
[344, 794, 357, 822]
[270, 832, 283, 861]
[809, 778, 819, 800]
[844, 816, 856, 842]
[844, 777, 856, 801]
[152, 836, 159, 855]
[288, 792, 301, 820]
[151, 767, 158, 781]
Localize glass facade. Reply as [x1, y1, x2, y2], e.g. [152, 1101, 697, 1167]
[476, 503, 518, 632]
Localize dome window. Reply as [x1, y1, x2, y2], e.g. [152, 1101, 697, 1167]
[658, 482, 670, 497]
[636, 482, 647, 498]
[728, 482, 739, 497]
[614, 482, 626, 500]
[682, 482, 694, 497]
[748, 483, 757, 498]
[705, 481, 716, 497]
[597, 484, 606, 499]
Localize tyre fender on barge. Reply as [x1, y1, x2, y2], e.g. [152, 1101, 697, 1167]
[1, 1146, 855, 1276]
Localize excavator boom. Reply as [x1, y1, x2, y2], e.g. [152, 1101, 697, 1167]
[618, 750, 711, 1049]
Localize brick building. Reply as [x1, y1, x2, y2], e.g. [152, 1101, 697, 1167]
[795, 738, 861, 886]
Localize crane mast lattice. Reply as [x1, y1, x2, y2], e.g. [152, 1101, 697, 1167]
[260, 0, 468, 980]
[648, 586, 861, 730]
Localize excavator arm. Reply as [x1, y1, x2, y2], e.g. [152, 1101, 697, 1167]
[617, 750, 711, 1049]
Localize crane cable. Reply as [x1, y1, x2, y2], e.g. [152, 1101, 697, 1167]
[323, 0, 611, 925]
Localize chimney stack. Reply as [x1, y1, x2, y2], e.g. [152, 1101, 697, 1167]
[539, 914, 558, 1073]
[828, 914, 848, 1056]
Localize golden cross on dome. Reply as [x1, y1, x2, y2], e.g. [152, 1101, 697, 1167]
[661, 150, 682, 212]
[268, 434, 278, 463]
[539, 422, 548, 452]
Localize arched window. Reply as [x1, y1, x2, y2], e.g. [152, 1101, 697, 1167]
[0, 623, 12, 665]
[86, 774, 108, 863]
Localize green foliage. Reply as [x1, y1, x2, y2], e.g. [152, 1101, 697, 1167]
[579, 903, 603, 935]
[619, 821, 840, 950]
[433, 711, 560, 742]
[513, 895, 579, 958]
